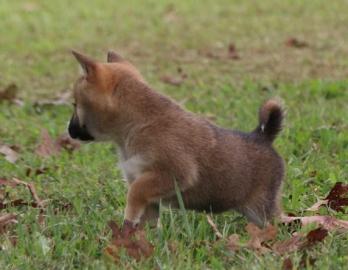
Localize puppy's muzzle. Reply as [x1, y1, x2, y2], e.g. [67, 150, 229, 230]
[68, 116, 94, 141]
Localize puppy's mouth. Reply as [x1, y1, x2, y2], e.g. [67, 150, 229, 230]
[68, 122, 94, 141]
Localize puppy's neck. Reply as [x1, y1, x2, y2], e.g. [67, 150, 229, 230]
[110, 78, 182, 147]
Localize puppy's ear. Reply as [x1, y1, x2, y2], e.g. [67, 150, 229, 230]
[72, 50, 97, 79]
[107, 51, 123, 63]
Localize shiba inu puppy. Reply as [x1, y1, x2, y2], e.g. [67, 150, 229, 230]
[68, 50, 285, 228]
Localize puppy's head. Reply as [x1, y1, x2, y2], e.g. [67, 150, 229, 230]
[68, 51, 143, 142]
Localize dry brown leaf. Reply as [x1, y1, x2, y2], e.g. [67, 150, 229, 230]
[281, 214, 348, 232]
[0, 178, 19, 188]
[35, 130, 80, 157]
[304, 227, 328, 248]
[307, 182, 348, 212]
[246, 223, 277, 252]
[206, 215, 223, 239]
[0, 199, 42, 210]
[11, 178, 45, 208]
[306, 199, 328, 211]
[35, 129, 60, 157]
[272, 233, 304, 255]
[227, 43, 240, 60]
[282, 257, 293, 270]
[273, 227, 328, 256]
[34, 91, 71, 107]
[0, 144, 19, 163]
[163, 4, 178, 23]
[22, 2, 39, 12]
[56, 133, 80, 152]
[0, 213, 18, 234]
[25, 166, 50, 177]
[226, 234, 241, 252]
[160, 75, 185, 86]
[105, 220, 154, 263]
[282, 213, 302, 233]
[285, 38, 308, 48]
[0, 84, 18, 102]
[0, 213, 17, 225]
[0, 178, 45, 209]
[168, 240, 179, 253]
[0, 178, 47, 228]
[325, 182, 348, 212]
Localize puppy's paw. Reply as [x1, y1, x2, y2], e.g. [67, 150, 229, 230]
[122, 219, 138, 236]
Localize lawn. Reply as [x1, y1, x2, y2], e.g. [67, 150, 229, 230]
[0, 0, 347, 269]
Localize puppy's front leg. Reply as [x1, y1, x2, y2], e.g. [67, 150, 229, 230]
[124, 171, 174, 225]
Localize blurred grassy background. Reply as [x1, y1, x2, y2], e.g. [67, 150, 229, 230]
[1, 0, 348, 99]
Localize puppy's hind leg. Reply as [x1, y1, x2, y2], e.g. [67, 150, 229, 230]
[240, 191, 281, 227]
[240, 205, 268, 228]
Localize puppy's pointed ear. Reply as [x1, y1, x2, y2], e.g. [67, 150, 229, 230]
[72, 50, 97, 79]
[107, 51, 123, 63]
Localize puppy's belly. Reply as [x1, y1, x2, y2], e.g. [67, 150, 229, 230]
[163, 189, 237, 213]
[118, 154, 148, 184]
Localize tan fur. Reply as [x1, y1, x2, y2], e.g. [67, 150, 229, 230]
[69, 51, 285, 227]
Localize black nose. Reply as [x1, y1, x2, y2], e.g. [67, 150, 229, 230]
[68, 116, 94, 141]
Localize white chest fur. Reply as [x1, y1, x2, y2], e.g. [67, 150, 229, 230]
[118, 154, 148, 184]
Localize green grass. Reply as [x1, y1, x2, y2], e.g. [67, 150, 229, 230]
[0, 0, 347, 269]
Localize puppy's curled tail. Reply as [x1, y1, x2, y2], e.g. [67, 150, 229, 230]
[254, 99, 284, 143]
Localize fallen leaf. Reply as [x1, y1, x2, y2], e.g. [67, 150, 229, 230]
[272, 233, 304, 255]
[35, 129, 60, 157]
[273, 227, 328, 256]
[0, 199, 42, 210]
[226, 234, 241, 252]
[0, 213, 18, 234]
[56, 133, 80, 152]
[227, 43, 240, 60]
[34, 91, 71, 107]
[304, 227, 328, 247]
[307, 182, 348, 212]
[9, 235, 18, 247]
[0, 84, 18, 102]
[285, 38, 308, 48]
[246, 223, 277, 253]
[11, 178, 45, 208]
[203, 50, 221, 60]
[206, 215, 223, 239]
[0, 144, 19, 163]
[0, 178, 18, 188]
[282, 212, 302, 233]
[163, 4, 178, 23]
[160, 75, 185, 86]
[281, 214, 348, 232]
[306, 199, 328, 212]
[52, 200, 73, 214]
[35, 130, 80, 157]
[168, 240, 179, 253]
[0, 213, 18, 225]
[0, 178, 45, 209]
[325, 182, 348, 212]
[38, 209, 46, 227]
[105, 220, 154, 263]
[25, 166, 50, 177]
[282, 257, 293, 270]
[0, 178, 48, 228]
[22, 2, 39, 12]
